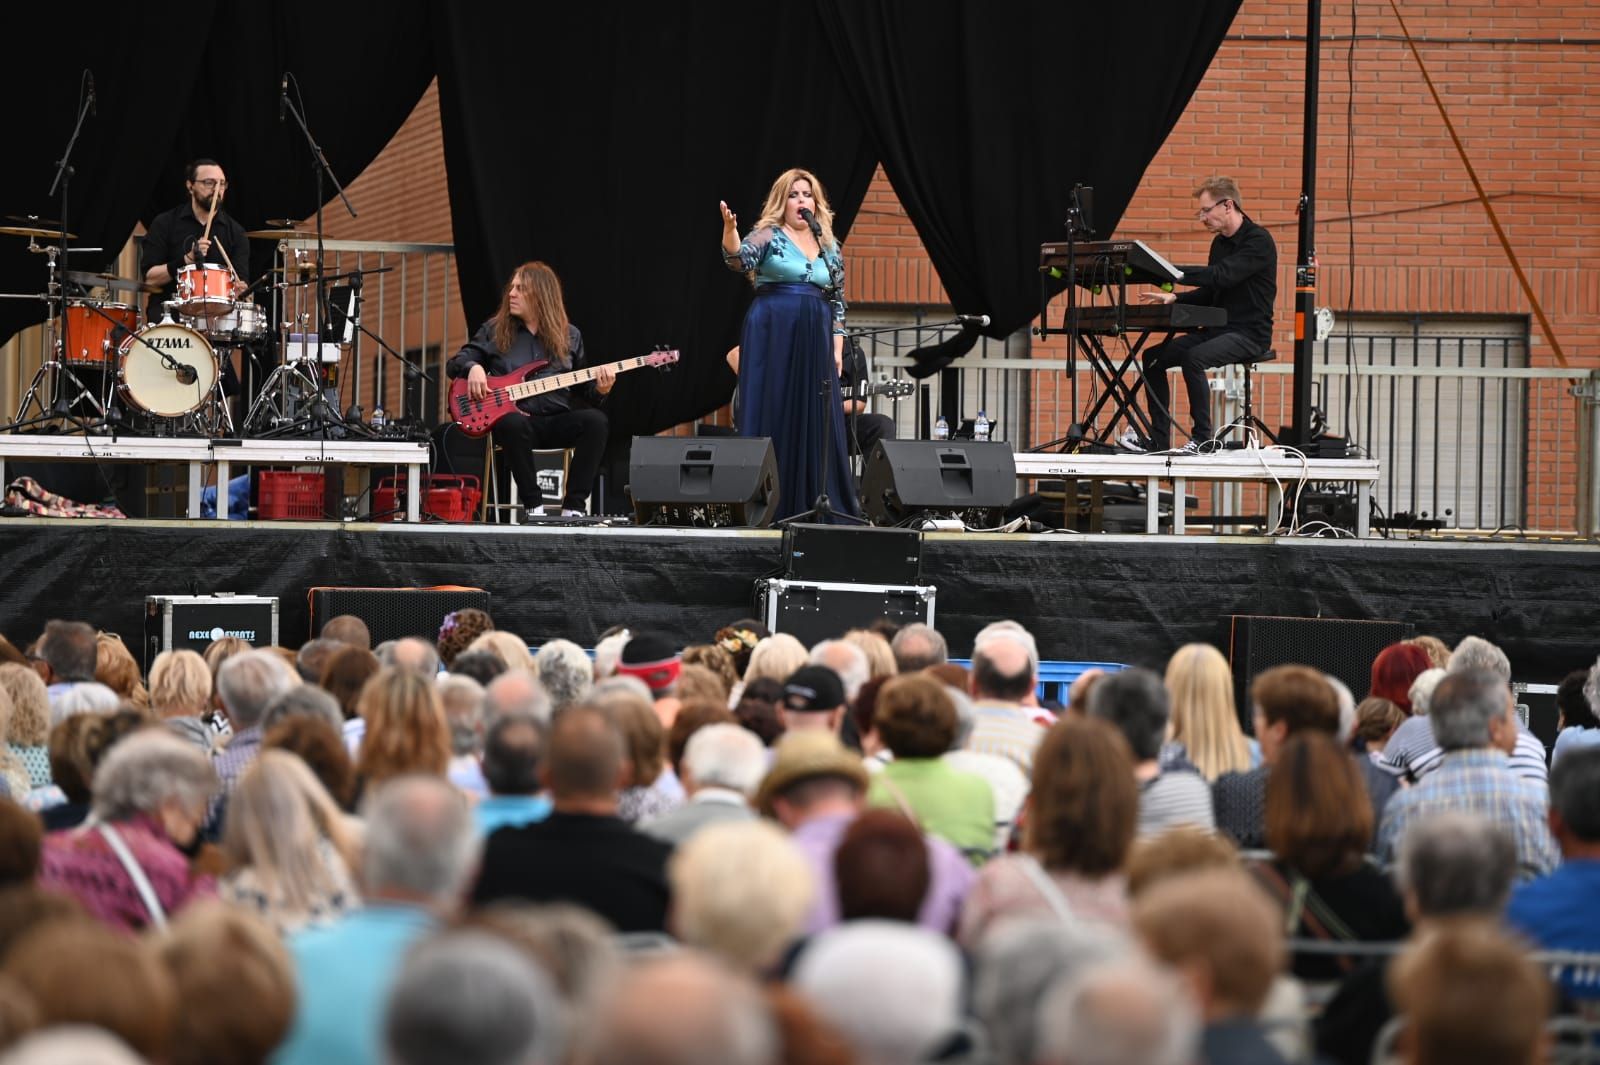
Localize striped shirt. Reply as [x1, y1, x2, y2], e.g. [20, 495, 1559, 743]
[1379, 715, 1547, 784]
[1377, 748, 1558, 881]
[965, 701, 1047, 778]
[1140, 769, 1215, 837]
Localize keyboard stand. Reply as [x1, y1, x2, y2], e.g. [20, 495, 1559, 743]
[1074, 327, 1160, 446]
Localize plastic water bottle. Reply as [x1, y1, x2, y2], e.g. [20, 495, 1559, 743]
[371, 407, 386, 431]
[933, 414, 949, 441]
[974, 409, 991, 442]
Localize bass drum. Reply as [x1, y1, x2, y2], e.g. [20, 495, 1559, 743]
[117, 322, 218, 417]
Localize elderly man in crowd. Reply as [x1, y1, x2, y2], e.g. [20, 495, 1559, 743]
[1089, 668, 1213, 837]
[475, 712, 553, 835]
[1377, 669, 1557, 880]
[642, 722, 766, 846]
[890, 622, 948, 673]
[277, 776, 479, 1065]
[584, 952, 777, 1065]
[778, 665, 850, 735]
[471, 704, 673, 932]
[33, 619, 99, 712]
[809, 639, 871, 706]
[377, 636, 442, 677]
[533, 638, 594, 713]
[965, 625, 1046, 775]
[213, 649, 298, 794]
[1034, 954, 1200, 1065]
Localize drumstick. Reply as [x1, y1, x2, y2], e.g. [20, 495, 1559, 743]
[200, 188, 243, 286]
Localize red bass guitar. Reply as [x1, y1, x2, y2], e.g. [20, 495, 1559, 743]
[448, 349, 680, 437]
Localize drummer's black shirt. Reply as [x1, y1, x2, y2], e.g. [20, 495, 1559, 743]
[140, 202, 250, 321]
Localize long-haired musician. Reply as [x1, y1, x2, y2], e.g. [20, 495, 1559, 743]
[445, 262, 615, 517]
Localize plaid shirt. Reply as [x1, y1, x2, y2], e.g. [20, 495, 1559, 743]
[214, 726, 263, 793]
[1377, 748, 1557, 881]
[965, 701, 1047, 777]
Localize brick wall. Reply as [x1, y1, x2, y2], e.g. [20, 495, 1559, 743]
[332, 2, 1597, 525]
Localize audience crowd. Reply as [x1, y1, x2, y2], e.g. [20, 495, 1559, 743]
[0, 611, 1590, 1065]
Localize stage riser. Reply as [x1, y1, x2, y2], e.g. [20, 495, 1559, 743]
[1, 523, 1593, 687]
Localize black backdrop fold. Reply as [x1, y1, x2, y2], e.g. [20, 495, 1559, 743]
[435, 3, 878, 436]
[0, 2, 432, 347]
[816, 0, 1241, 338]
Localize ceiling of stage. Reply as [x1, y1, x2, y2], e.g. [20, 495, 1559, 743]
[0, 1, 1240, 435]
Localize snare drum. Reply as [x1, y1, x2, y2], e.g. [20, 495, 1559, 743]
[204, 301, 267, 342]
[60, 300, 138, 366]
[175, 263, 234, 317]
[117, 322, 218, 417]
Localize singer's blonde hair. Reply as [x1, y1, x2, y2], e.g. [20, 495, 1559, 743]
[753, 168, 838, 251]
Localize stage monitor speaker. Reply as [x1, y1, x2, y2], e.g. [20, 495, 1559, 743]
[309, 586, 490, 647]
[861, 440, 1016, 526]
[1227, 614, 1413, 734]
[628, 435, 778, 529]
[782, 523, 923, 585]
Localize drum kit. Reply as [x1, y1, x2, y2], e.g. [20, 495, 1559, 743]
[1, 219, 376, 439]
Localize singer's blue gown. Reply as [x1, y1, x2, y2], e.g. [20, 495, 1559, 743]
[728, 226, 859, 521]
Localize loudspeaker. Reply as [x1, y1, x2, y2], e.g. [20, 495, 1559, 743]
[1227, 615, 1414, 734]
[309, 586, 490, 646]
[860, 440, 1017, 526]
[781, 523, 923, 585]
[628, 435, 779, 528]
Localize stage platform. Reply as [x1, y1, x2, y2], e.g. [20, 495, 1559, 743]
[1, 518, 1594, 684]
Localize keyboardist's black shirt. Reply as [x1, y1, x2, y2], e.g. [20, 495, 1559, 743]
[1174, 215, 1276, 348]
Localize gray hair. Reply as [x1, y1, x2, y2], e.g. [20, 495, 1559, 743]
[792, 920, 965, 1065]
[486, 669, 551, 725]
[1430, 669, 1510, 751]
[261, 684, 344, 735]
[592, 674, 653, 704]
[1584, 654, 1600, 720]
[92, 728, 219, 821]
[972, 919, 1132, 1065]
[1448, 636, 1512, 682]
[974, 620, 1040, 671]
[386, 930, 566, 1065]
[295, 638, 340, 683]
[809, 640, 871, 703]
[534, 640, 594, 712]
[437, 674, 487, 756]
[215, 650, 296, 730]
[1395, 812, 1517, 916]
[682, 723, 767, 796]
[1409, 668, 1448, 715]
[1087, 667, 1171, 761]
[592, 631, 630, 681]
[1326, 674, 1357, 743]
[890, 623, 948, 672]
[380, 636, 442, 677]
[1035, 955, 1200, 1065]
[585, 953, 776, 1065]
[1550, 746, 1600, 842]
[50, 681, 120, 724]
[361, 775, 480, 902]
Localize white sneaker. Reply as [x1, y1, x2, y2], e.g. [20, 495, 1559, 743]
[1117, 428, 1148, 453]
[1175, 440, 1201, 455]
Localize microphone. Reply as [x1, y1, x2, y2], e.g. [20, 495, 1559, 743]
[86, 71, 96, 117]
[798, 205, 821, 235]
[175, 363, 197, 386]
[279, 74, 289, 123]
[955, 314, 991, 327]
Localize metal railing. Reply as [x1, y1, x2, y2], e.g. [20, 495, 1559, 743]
[851, 322, 1596, 537]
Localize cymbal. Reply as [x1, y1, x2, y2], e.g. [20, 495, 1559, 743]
[263, 218, 301, 228]
[5, 214, 65, 228]
[65, 270, 159, 295]
[246, 228, 302, 239]
[0, 224, 76, 239]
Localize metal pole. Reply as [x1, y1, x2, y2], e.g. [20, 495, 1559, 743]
[1290, 0, 1322, 447]
[1585, 370, 1600, 538]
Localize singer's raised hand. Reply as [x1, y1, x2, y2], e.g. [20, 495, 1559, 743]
[720, 200, 740, 253]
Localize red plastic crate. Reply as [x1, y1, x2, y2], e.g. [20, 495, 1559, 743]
[258, 471, 326, 520]
[374, 474, 482, 523]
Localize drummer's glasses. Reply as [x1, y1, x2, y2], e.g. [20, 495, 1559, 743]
[193, 179, 229, 190]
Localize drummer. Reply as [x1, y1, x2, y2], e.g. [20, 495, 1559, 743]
[140, 159, 249, 323]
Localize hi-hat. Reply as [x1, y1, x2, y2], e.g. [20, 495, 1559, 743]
[0, 224, 77, 240]
[5, 214, 65, 228]
[246, 227, 303, 239]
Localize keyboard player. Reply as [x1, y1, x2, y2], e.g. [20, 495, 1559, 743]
[1128, 176, 1277, 453]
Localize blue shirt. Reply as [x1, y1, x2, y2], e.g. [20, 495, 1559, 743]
[1552, 726, 1600, 768]
[731, 226, 846, 326]
[274, 905, 436, 1065]
[1507, 859, 1600, 998]
[1377, 748, 1558, 881]
[474, 794, 553, 836]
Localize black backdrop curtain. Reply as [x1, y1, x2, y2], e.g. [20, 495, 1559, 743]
[0, 3, 432, 346]
[816, 0, 1241, 338]
[5, 1, 1239, 437]
[434, 2, 879, 437]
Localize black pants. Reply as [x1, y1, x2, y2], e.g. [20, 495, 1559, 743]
[848, 411, 896, 457]
[1142, 330, 1262, 448]
[491, 407, 608, 511]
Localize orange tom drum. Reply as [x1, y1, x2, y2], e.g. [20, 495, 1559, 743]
[60, 300, 138, 366]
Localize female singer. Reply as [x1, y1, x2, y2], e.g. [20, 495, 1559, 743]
[720, 168, 859, 521]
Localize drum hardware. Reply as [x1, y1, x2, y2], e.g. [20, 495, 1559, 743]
[64, 269, 160, 296]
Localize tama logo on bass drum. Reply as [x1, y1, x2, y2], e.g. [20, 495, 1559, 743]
[148, 336, 196, 349]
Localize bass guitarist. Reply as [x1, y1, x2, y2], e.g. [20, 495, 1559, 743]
[446, 261, 615, 517]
